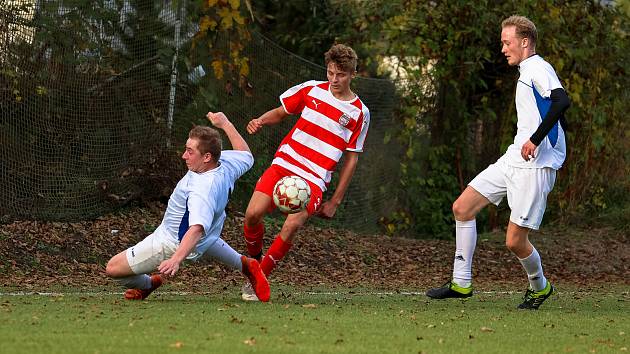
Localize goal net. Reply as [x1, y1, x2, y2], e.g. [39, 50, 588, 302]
[0, 1, 398, 232]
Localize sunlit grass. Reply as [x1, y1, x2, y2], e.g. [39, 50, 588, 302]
[0, 285, 627, 353]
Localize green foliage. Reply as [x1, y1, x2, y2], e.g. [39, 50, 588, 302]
[249, 0, 351, 64]
[186, 0, 250, 81]
[249, 0, 382, 76]
[171, 0, 254, 147]
[541, 2, 630, 222]
[343, 1, 512, 236]
[343, 0, 629, 236]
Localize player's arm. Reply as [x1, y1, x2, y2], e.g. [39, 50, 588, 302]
[521, 88, 570, 160]
[317, 151, 359, 219]
[529, 88, 570, 145]
[207, 111, 250, 152]
[158, 224, 203, 276]
[247, 106, 289, 135]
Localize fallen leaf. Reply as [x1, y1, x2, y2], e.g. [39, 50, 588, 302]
[169, 341, 183, 348]
[0, 204, 625, 294]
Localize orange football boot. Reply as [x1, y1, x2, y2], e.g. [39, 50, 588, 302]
[241, 256, 270, 302]
[124, 274, 163, 300]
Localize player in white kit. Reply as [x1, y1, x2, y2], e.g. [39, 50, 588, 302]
[426, 15, 570, 309]
[105, 112, 270, 302]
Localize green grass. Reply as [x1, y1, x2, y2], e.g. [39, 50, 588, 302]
[0, 286, 628, 353]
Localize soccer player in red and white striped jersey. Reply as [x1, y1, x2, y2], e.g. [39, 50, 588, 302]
[241, 44, 370, 301]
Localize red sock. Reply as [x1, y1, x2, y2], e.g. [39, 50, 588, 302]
[260, 235, 292, 276]
[244, 223, 265, 259]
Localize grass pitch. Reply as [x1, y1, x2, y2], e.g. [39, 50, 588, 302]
[0, 285, 627, 353]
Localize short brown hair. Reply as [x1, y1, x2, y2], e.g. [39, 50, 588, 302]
[189, 125, 221, 162]
[502, 15, 537, 47]
[324, 44, 358, 73]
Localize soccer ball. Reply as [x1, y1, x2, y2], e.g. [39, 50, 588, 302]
[272, 175, 311, 214]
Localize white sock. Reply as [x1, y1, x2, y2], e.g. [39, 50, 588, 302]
[452, 219, 477, 288]
[205, 238, 243, 271]
[518, 247, 547, 291]
[118, 274, 151, 290]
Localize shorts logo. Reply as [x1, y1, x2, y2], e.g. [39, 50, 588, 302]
[519, 216, 529, 221]
[313, 197, 322, 212]
[338, 113, 351, 127]
[131, 248, 135, 258]
[455, 255, 465, 262]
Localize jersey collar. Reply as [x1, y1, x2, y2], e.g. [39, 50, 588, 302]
[518, 54, 539, 72]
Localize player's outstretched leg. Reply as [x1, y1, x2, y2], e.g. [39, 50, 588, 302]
[124, 274, 163, 300]
[426, 280, 473, 299]
[517, 281, 556, 309]
[241, 256, 270, 302]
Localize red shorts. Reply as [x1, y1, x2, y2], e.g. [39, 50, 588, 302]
[255, 165, 323, 215]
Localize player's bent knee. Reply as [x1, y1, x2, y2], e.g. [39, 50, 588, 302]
[244, 203, 268, 227]
[505, 239, 523, 254]
[105, 255, 128, 278]
[281, 219, 304, 236]
[452, 200, 473, 220]
[105, 261, 119, 278]
[244, 210, 264, 227]
[281, 223, 301, 236]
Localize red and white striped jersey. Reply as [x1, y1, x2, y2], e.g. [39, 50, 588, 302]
[272, 80, 370, 192]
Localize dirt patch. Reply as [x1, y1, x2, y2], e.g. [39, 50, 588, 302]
[1, 203, 628, 291]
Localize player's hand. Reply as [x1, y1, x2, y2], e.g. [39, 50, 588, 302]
[521, 140, 537, 162]
[158, 258, 181, 277]
[246, 118, 264, 135]
[316, 200, 338, 219]
[207, 111, 230, 129]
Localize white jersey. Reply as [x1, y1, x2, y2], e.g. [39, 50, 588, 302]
[504, 55, 566, 169]
[154, 150, 253, 259]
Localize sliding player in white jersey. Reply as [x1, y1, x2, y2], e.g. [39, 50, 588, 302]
[105, 112, 270, 302]
[241, 44, 370, 301]
[427, 15, 570, 309]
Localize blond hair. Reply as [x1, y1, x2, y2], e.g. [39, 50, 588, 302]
[502, 15, 537, 47]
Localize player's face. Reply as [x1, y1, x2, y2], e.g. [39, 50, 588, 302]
[501, 26, 527, 66]
[327, 62, 355, 98]
[182, 138, 210, 173]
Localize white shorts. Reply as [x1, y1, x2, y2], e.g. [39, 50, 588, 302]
[125, 230, 179, 275]
[468, 156, 556, 230]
